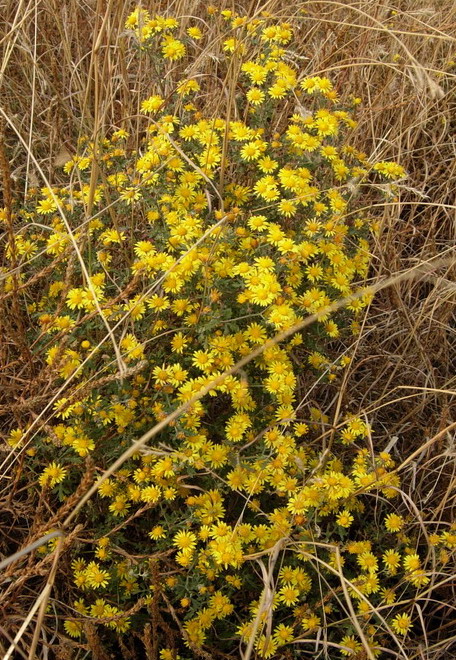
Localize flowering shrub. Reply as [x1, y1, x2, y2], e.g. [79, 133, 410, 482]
[3, 6, 452, 659]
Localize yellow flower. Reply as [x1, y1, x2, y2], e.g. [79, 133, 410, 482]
[240, 141, 263, 161]
[37, 198, 58, 214]
[357, 551, 378, 573]
[120, 187, 141, 204]
[120, 334, 145, 362]
[177, 79, 200, 95]
[242, 62, 268, 85]
[173, 530, 197, 551]
[373, 161, 406, 179]
[243, 322, 267, 344]
[254, 175, 280, 201]
[315, 113, 339, 137]
[98, 479, 116, 498]
[38, 462, 67, 488]
[407, 569, 430, 587]
[203, 443, 230, 468]
[403, 553, 420, 572]
[268, 82, 288, 99]
[254, 634, 277, 659]
[383, 549, 401, 573]
[161, 37, 186, 60]
[71, 434, 95, 457]
[147, 294, 170, 311]
[300, 76, 333, 94]
[85, 561, 110, 589]
[51, 315, 75, 332]
[141, 485, 162, 503]
[391, 612, 412, 635]
[302, 614, 321, 631]
[223, 38, 245, 54]
[192, 350, 215, 371]
[90, 599, 109, 618]
[187, 26, 202, 40]
[381, 587, 396, 605]
[384, 513, 404, 532]
[46, 232, 69, 255]
[159, 650, 177, 660]
[7, 428, 24, 448]
[63, 620, 83, 638]
[336, 510, 354, 528]
[149, 526, 166, 540]
[109, 496, 130, 517]
[273, 623, 294, 645]
[441, 531, 456, 549]
[97, 537, 110, 548]
[225, 413, 251, 442]
[100, 228, 126, 245]
[246, 88, 265, 105]
[340, 635, 361, 656]
[278, 584, 300, 606]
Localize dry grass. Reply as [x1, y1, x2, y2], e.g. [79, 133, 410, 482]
[0, 0, 455, 658]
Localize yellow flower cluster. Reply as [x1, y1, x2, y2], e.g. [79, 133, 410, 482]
[6, 6, 443, 659]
